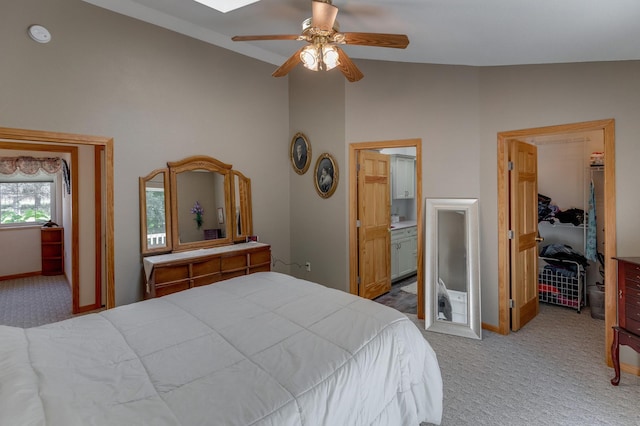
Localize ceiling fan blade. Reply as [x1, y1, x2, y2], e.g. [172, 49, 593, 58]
[336, 48, 364, 82]
[272, 47, 305, 78]
[341, 32, 409, 49]
[232, 35, 300, 42]
[312, 0, 339, 31]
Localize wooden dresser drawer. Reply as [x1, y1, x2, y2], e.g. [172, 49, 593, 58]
[221, 254, 248, 272]
[625, 292, 640, 314]
[624, 276, 640, 293]
[144, 243, 271, 298]
[622, 262, 640, 282]
[193, 274, 222, 287]
[155, 264, 189, 284]
[192, 257, 221, 276]
[156, 281, 190, 297]
[626, 305, 640, 324]
[249, 248, 271, 266]
[625, 317, 640, 336]
[250, 264, 271, 273]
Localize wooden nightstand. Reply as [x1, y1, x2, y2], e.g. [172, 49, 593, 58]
[611, 257, 640, 386]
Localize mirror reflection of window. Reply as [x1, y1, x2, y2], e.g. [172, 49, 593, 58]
[145, 175, 166, 248]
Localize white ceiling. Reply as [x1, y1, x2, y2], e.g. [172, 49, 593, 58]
[83, 0, 640, 67]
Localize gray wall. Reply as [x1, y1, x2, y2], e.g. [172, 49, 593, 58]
[2, 0, 291, 305]
[6, 2, 640, 341]
[287, 68, 348, 290]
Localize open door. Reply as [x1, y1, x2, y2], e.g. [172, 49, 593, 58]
[509, 139, 539, 331]
[357, 150, 391, 299]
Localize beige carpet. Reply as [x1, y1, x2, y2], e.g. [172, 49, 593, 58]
[413, 303, 640, 425]
[0, 275, 72, 328]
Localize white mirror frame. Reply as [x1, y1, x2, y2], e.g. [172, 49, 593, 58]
[425, 198, 482, 339]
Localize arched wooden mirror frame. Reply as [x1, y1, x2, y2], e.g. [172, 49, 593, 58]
[139, 168, 172, 254]
[169, 156, 233, 252]
[232, 170, 253, 243]
[140, 155, 253, 255]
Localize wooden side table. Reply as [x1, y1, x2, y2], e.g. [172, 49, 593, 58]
[611, 257, 640, 386]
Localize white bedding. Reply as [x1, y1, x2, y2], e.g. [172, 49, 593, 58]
[0, 272, 442, 425]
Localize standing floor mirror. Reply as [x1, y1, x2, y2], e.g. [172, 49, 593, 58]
[425, 198, 481, 339]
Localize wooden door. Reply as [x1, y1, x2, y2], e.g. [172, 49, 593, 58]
[509, 140, 539, 331]
[357, 150, 391, 299]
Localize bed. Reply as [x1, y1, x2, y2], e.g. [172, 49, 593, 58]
[0, 272, 443, 425]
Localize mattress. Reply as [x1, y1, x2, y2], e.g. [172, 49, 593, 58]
[0, 272, 442, 425]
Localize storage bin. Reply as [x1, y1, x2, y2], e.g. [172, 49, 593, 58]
[588, 286, 605, 320]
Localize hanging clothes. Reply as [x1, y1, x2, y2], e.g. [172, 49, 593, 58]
[585, 180, 598, 262]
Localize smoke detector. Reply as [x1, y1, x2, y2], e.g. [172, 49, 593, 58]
[28, 25, 51, 43]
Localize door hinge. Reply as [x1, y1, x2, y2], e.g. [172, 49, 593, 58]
[507, 230, 514, 239]
[356, 220, 361, 228]
[508, 161, 514, 171]
[357, 276, 361, 285]
[509, 299, 515, 308]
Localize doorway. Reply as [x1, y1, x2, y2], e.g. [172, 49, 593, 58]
[497, 119, 616, 364]
[0, 127, 115, 311]
[348, 138, 424, 318]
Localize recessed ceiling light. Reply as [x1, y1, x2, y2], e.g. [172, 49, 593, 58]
[28, 25, 51, 43]
[192, 0, 259, 14]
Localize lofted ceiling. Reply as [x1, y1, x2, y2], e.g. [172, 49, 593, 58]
[83, 0, 640, 68]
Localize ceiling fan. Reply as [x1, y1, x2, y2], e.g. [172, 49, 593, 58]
[231, 0, 409, 82]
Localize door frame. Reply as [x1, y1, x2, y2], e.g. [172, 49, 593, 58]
[497, 119, 616, 362]
[0, 127, 115, 310]
[349, 138, 423, 318]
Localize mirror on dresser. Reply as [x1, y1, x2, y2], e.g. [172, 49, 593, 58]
[139, 155, 253, 255]
[169, 156, 233, 251]
[139, 155, 269, 300]
[139, 168, 172, 255]
[232, 170, 253, 243]
[424, 198, 481, 339]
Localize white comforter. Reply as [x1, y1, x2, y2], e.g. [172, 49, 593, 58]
[0, 272, 442, 425]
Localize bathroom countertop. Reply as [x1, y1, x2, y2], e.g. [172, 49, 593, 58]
[391, 220, 416, 230]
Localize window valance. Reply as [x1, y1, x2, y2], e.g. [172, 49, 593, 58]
[0, 156, 62, 175]
[0, 156, 71, 194]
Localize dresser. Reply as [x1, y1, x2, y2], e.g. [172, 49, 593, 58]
[143, 242, 271, 299]
[41, 227, 64, 276]
[611, 257, 640, 386]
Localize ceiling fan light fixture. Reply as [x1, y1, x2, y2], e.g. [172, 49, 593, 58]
[232, 0, 407, 82]
[322, 45, 340, 70]
[300, 44, 340, 72]
[300, 45, 319, 71]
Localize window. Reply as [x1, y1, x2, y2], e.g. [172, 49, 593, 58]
[0, 172, 56, 225]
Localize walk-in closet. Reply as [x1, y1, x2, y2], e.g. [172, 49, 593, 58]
[536, 131, 605, 318]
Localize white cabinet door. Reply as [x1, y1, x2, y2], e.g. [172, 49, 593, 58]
[390, 227, 417, 281]
[392, 155, 415, 199]
[390, 241, 399, 281]
[397, 235, 417, 277]
[390, 231, 400, 281]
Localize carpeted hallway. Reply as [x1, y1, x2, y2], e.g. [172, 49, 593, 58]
[0, 275, 72, 328]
